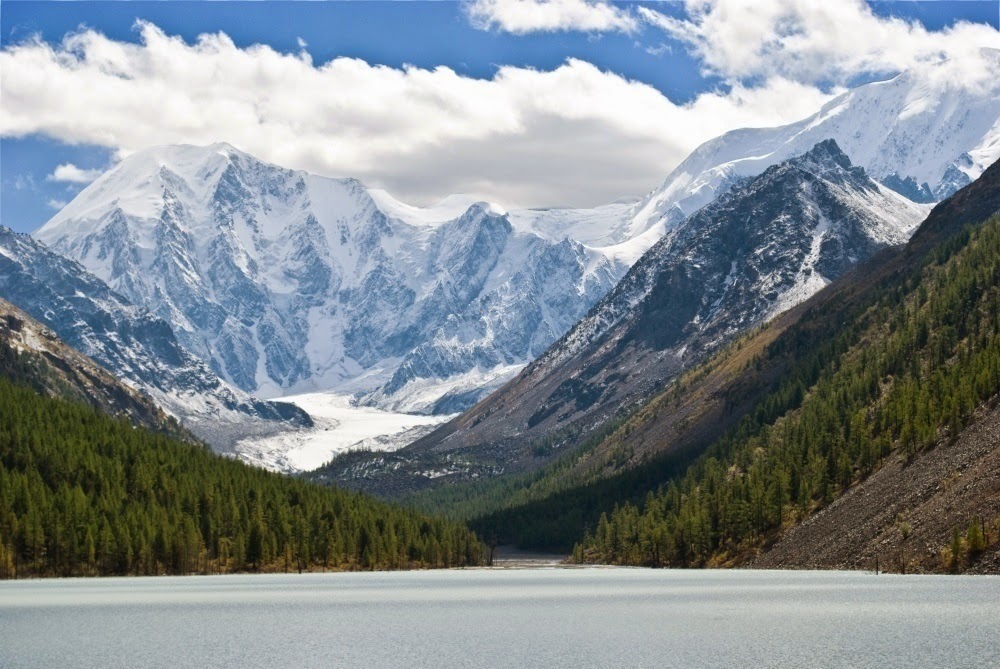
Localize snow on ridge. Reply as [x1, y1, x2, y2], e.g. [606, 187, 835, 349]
[623, 57, 999, 241]
[34, 142, 632, 430]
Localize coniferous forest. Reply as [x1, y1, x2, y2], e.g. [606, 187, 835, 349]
[0, 380, 484, 578]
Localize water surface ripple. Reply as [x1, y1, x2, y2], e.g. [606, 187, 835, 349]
[1, 568, 997, 668]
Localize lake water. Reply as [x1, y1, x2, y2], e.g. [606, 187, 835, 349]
[1, 568, 998, 668]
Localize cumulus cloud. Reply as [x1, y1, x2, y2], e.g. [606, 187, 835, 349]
[47, 163, 103, 184]
[0, 21, 833, 207]
[466, 0, 637, 34]
[46, 199, 68, 210]
[639, 0, 1000, 86]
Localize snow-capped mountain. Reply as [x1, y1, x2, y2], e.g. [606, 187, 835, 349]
[539, 140, 927, 373]
[576, 52, 1000, 248]
[35, 144, 628, 415]
[0, 227, 310, 446]
[320, 141, 930, 494]
[30, 55, 997, 459]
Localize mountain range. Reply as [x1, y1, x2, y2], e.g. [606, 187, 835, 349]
[34, 59, 998, 409]
[613, 51, 1000, 242]
[33, 145, 631, 419]
[1, 46, 997, 575]
[2, 56, 994, 468]
[316, 140, 929, 494]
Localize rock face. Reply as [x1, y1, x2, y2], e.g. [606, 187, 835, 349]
[34, 145, 628, 415]
[320, 141, 929, 495]
[0, 297, 192, 440]
[0, 227, 309, 447]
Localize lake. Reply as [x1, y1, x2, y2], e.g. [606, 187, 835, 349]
[1, 568, 998, 668]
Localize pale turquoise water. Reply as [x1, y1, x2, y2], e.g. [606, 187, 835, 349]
[1, 568, 998, 668]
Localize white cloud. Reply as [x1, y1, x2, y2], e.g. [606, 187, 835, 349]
[13, 174, 36, 191]
[0, 21, 834, 207]
[466, 0, 637, 34]
[46, 199, 68, 210]
[47, 163, 103, 184]
[639, 0, 1000, 86]
[644, 42, 672, 58]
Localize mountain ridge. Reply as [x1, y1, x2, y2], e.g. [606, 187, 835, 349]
[415, 156, 1000, 566]
[0, 226, 309, 447]
[35, 144, 629, 418]
[560, 160, 1000, 570]
[622, 55, 1000, 241]
[0, 297, 193, 440]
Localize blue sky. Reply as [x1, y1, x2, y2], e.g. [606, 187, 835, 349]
[2, 1, 998, 233]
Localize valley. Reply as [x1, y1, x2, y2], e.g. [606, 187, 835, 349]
[0, 9, 997, 585]
[4, 4, 1000, 667]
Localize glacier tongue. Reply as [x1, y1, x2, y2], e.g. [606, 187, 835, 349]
[233, 391, 451, 473]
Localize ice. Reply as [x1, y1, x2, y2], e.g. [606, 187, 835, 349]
[234, 392, 452, 473]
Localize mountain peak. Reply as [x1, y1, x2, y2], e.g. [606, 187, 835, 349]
[779, 139, 865, 185]
[464, 201, 509, 219]
[208, 141, 239, 154]
[795, 139, 852, 170]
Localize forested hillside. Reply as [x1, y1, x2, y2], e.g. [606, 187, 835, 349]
[574, 214, 1000, 570]
[0, 380, 483, 578]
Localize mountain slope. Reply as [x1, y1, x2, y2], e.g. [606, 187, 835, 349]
[746, 400, 1000, 574]
[573, 211, 1000, 571]
[0, 298, 191, 440]
[325, 141, 928, 495]
[0, 227, 308, 446]
[473, 158, 1000, 570]
[34, 145, 627, 415]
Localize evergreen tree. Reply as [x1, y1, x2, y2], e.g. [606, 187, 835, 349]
[0, 380, 484, 577]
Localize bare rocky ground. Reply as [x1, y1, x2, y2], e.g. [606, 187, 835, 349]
[747, 400, 1000, 574]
